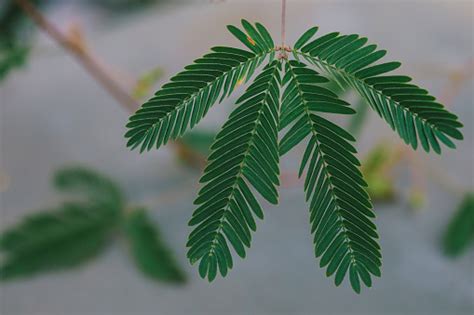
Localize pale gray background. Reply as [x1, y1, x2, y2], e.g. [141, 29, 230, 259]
[1, 1, 473, 314]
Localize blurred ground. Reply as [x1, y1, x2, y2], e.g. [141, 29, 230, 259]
[0, 1, 473, 314]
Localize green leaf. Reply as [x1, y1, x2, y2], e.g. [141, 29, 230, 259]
[124, 208, 186, 283]
[187, 61, 281, 280]
[178, 129, 217, 157]
[228, 20, 275, 53]
[280, 60, 381, 293]
[294, 26, 319, 50]
[126, 21, 275, 153]
[0, 44, 29, 81]
[53, 166, 124, 209]
[293, 28, 463, 153]
[0, 0, 38, 81]
[347, 97, 369, 137]
[123, 21, 465, 293]
[0, 203, 117, 281]
[442, 193, 474, 257]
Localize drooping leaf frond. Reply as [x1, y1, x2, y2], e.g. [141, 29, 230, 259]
[0, 203, 117, 280]
[187, 61, 281, 281]
[126, 21, 465, 293]
[124, 208, 187, 283]
[125, 20, 275, 152]
[280, 61, 380, 293]
[292, 28, 463, 153]
[54, 166, 124, 209]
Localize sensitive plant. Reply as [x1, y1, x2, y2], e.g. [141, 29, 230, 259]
[125, 20, 463, 293]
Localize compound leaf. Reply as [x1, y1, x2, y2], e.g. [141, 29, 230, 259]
[125, 20, 275, 152]
[187, 61, 281, 280]
[293, 27, 463, 153]
[280, 60, 380, 293]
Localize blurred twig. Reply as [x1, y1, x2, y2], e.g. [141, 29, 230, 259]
[14, 0, 138, 112]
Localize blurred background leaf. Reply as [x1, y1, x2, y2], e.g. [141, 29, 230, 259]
[1, 166, 187, 284]
[0, 202, 118, 280]
[0, 0, 42, 81]
[347, 98, 369, 137]
[442, 193, 474, 258]
[88, 0, 160, 12]
[124, 208, 186, 284]
[132, 66, 163, 100]
[175, 130, 217, 169]
[360, 143, 398, 202]
[54, 166, 125, 209]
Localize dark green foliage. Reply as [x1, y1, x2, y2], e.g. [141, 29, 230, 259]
[125, 22, 275, 152]
[0, 0, 42, 81]
[293, 28, 463, 153]
[0, 166, 185, 283]
[187, 61, 281, 281]
[54, 166, 124, 209]
[280, 61, 380, 292]
[442, 193, 474, 257]
[347, 98, 369, 136]
[0, 45, 29, 81]
[124, 209, 186, 283]
[179, 130, 217, 158]
[0, 202, 116, 280]
[127, 20, 463, 293]
[89, 0, 158, 11]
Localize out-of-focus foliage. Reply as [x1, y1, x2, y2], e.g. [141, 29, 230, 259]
[174, 130, 216, 168]
[360, 143, 397, 202]
[347, 98, 369, 136]
[0, 167, 120, 280]
[132, 67, 163, 100]
[442, 193, 474, 257]
[89, 0, 159, 12]
[0, 202, 117, 280]
[124, 208, 187, 283]
[0, 0, 41, 81]
[54, 166, 124, 209]
[0, 0, 162, 82]
[0, 166, 186, 283]
[408, 188, 426, 210]
[0, 45, 29, 81]
[179, 130, 216, 158]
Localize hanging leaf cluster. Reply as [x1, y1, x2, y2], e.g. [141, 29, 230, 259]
[125, 20, 463, 293]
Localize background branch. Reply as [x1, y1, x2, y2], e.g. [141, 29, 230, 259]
[14, 0, 138, 112]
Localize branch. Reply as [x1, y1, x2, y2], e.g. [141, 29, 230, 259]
[14, 0, 138, 112]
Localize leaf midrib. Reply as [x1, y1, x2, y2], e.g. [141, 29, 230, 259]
[286, 62, 357, 261]
[293, 50, 441, 135]
[207, 64, 279, 258]
[144, 49, 274, 136]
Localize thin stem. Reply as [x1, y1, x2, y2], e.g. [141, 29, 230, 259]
[14, 0, 138, 112]
[277, 0, 288, 59]
[281, 0, 286, 48]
